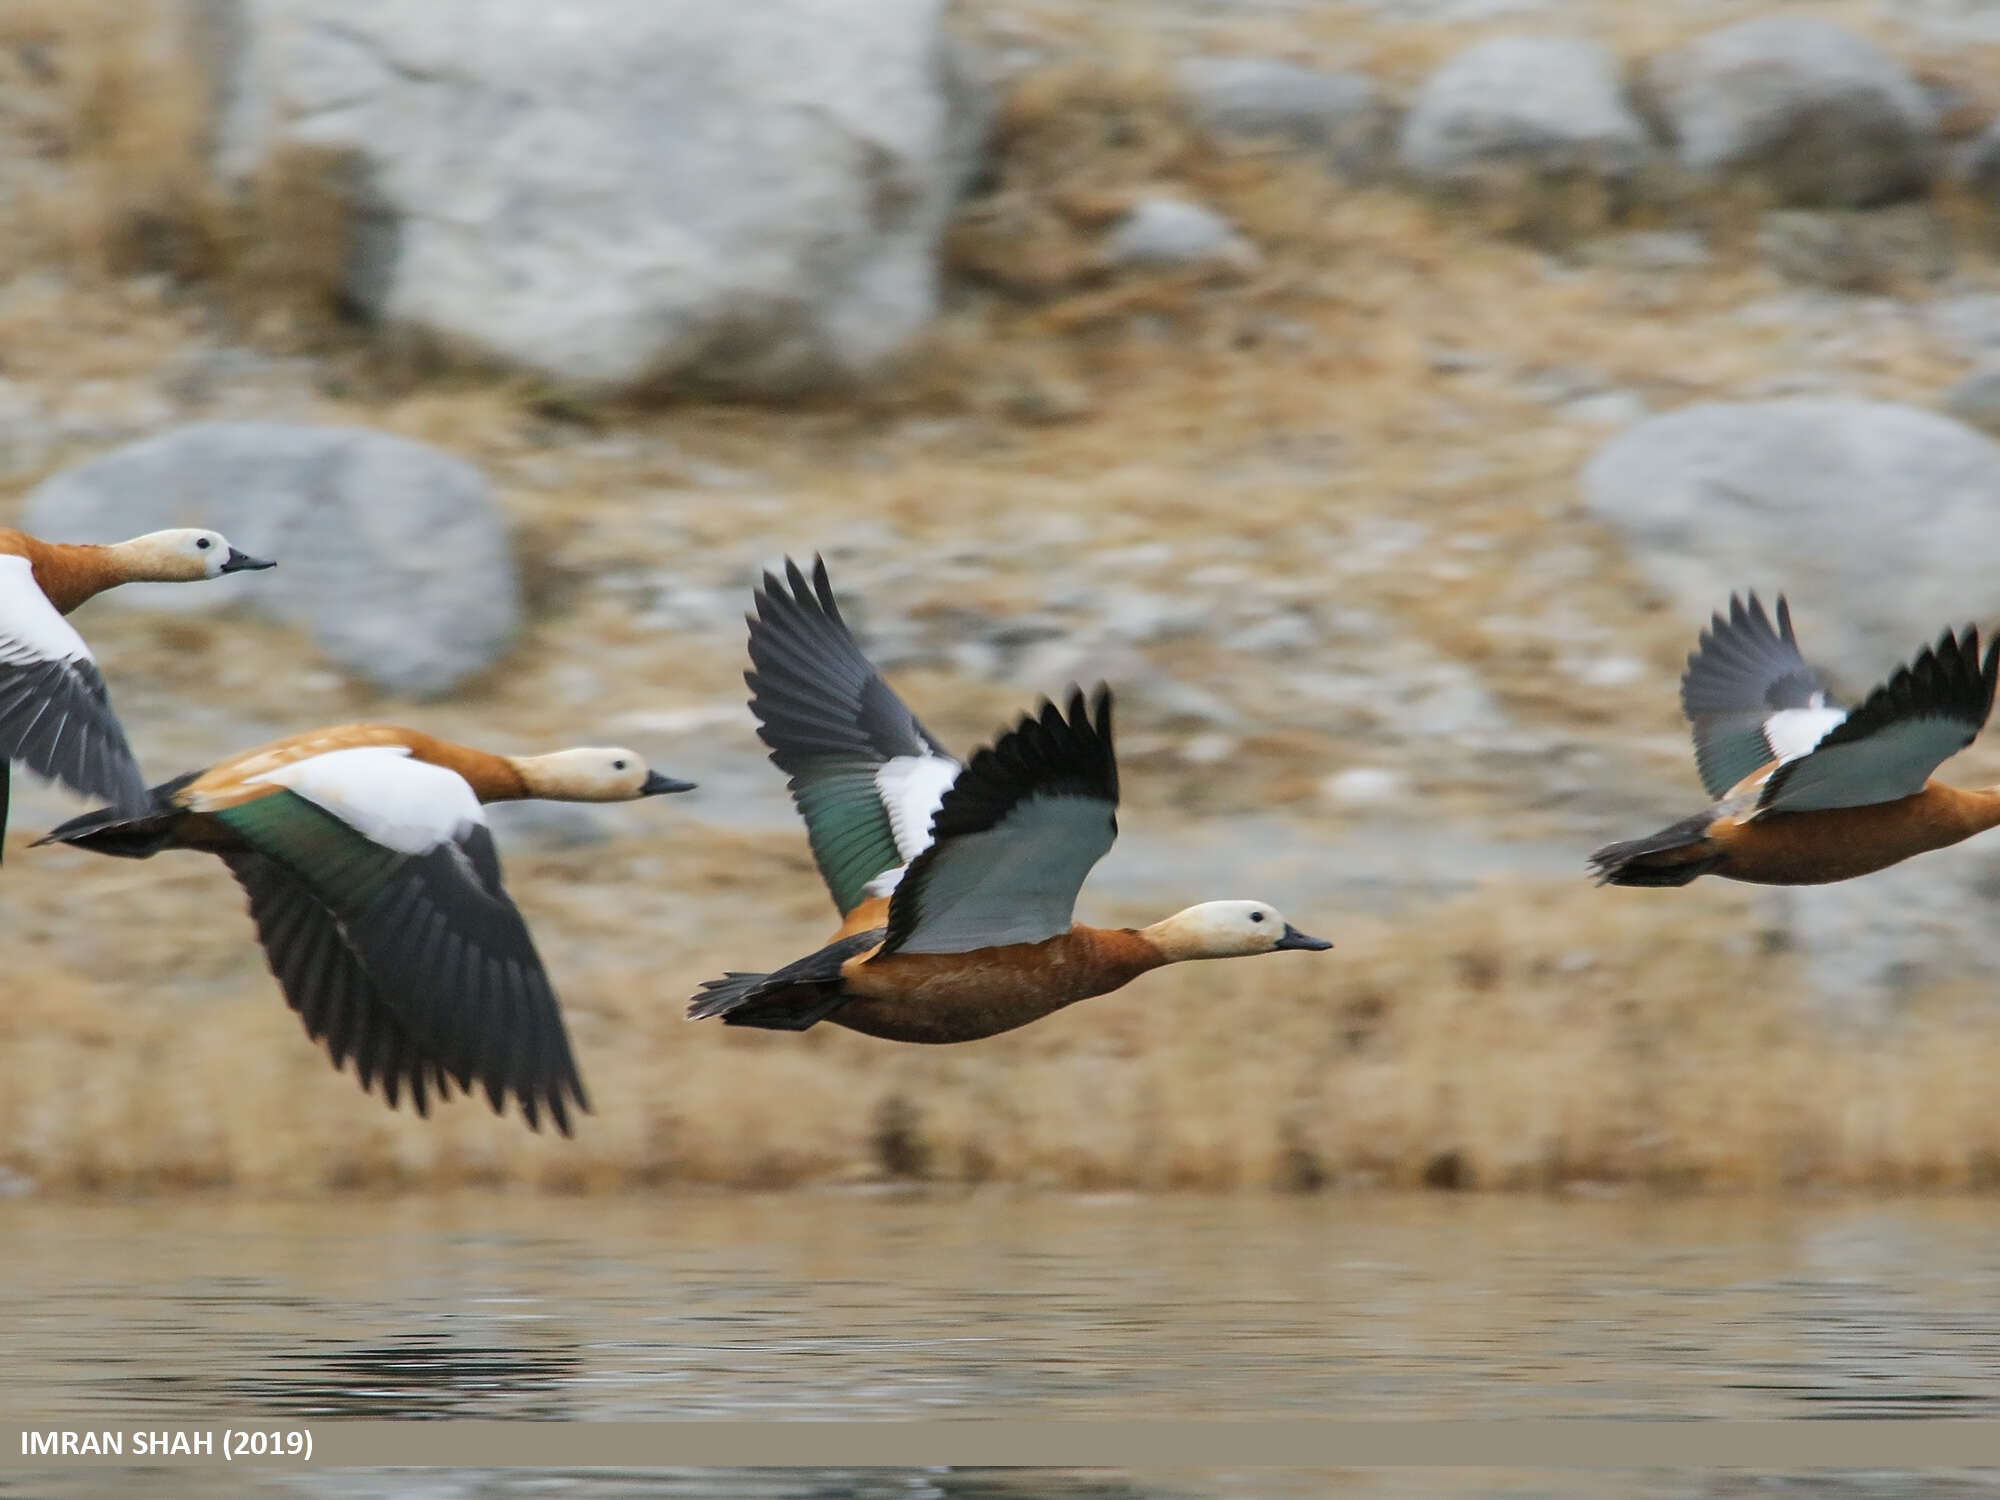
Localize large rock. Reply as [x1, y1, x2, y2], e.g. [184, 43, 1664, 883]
[1103, 197, 1260, 274]
[23, 421, 518, 695]
[1399, 37, 1653, 189]
[1643, 17, 1937, 207]
[207, 0, 984, 396]
[1177, 56, 1395, 180]
[1585, 398, 2000, 1011]
[1583, 399, 2000, 670]
[1944, 367, 2000, 436]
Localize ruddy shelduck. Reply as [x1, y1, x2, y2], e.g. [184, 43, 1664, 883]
[41, 722, 694, 1133]
[0, 526, 274, 852]
[1590, 593, 2000, 887]
[688, 558, 1331, 1042]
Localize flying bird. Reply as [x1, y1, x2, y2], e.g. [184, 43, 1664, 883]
[689, 557, 1331, 1042]
[1590, 593, 2000, 887]
[0, 525, 274, 854]
[41, 723, 694, 1132]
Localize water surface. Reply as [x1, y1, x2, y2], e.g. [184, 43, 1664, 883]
[8, 1190, 2000, 1496]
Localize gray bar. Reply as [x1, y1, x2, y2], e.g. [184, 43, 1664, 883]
[9, 1421, 2000, 1469]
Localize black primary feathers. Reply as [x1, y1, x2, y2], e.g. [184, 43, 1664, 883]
[1679, 593, 1834, 798]
[44, 776, 588, 1135]
[746, 555, 953, 914]
[0, 655, 148, 858]
[922, 685, 1115, 848]
[224, 851, 460, 1121]
[881, 685, 1117, 957]
[216, 796, 588, 1135]
[1758, 626, 1998, 813]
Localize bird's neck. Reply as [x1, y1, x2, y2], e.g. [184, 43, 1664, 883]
[1135, 913, 1233, 965]
[1094, 923, 1178, 976]
[454, 747, 534, 803]
[391, 729, 530, 803]
[23, 538, 125, 614]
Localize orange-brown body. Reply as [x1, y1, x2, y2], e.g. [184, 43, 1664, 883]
[1682, 782, 2000, 885]
[832, 895, 891, 941]
[0, 529, 129, 614]
[104, 725, 540, 857]
[184, 723, 531, 810]
[827, 924, 1167, 1043]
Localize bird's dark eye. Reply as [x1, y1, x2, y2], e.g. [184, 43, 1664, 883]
[613, 759, 628, 770]
[1250, 910, 1266, 923]
[196, 537, 212, 550]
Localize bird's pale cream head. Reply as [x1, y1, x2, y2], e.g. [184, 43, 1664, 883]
[1143, 900, 1333, 962]
[113, 528, 276, 582]
[508, 747, 696, 803]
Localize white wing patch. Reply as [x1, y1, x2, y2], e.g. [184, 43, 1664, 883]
[0, 554, 91, 666]
[862, 865, 909, 901]
[250, 745, 485, 854]
[1762, 704, 1846, 764]
[891, 793, 1118, 956]
[876, 754, 960, 862]
[1757, 717, 1976, 816]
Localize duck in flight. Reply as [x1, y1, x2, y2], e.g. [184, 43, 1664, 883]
[1590, 593, 2000, 887]
[0, 526, 274, 856]
[689, 557, 1331, 1043]
[41, 723, 694, 1133]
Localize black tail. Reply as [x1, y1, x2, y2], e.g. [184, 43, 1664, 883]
[1587, 810, 1724, 888]
[688, 929, 882, 1031]
[35, 771, 203, 859]
[688, 970, 770, 1021]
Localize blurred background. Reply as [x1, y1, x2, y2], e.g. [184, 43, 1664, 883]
[6, 0, 2000, 1203]
[21, 0, 2000, 1472]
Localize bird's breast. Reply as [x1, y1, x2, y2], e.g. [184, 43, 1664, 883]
[832, 927, 1163, 1043]
[1719, 784, 1998, 884]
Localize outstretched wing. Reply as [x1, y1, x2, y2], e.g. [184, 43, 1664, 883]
[1680, 592, 1842, 798]
[746, 555, 959, 913]
[1756, 626, 1998, 816]
[211, 747, 588, 1133]
[0, 555, 148, 848]
[880, 686, 1118, 957]
[221, 850, 458, 1120]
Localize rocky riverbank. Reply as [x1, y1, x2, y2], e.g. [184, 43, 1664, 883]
[5, 0, 2000, 1193]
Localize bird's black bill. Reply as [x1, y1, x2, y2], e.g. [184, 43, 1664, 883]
[1274, 924, 1332, 951]
[640, 771, 697, 796]
[219, 548, 276, 573]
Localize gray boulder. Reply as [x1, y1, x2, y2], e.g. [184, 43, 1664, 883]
[23, 421, 519, 695]
[1582, 398, 2000, 670]
[1585, 398, 2000, 1011]
[1925, 291, 2000, 362]
[208, 0, 984, 396]
[1643, 17, 1937, 207]
[1943, 367, 2000, 435]
[1177, 56, 1395, 180]
[1399, 37, 1653, 189]
[1103, 197, 1260, 274]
